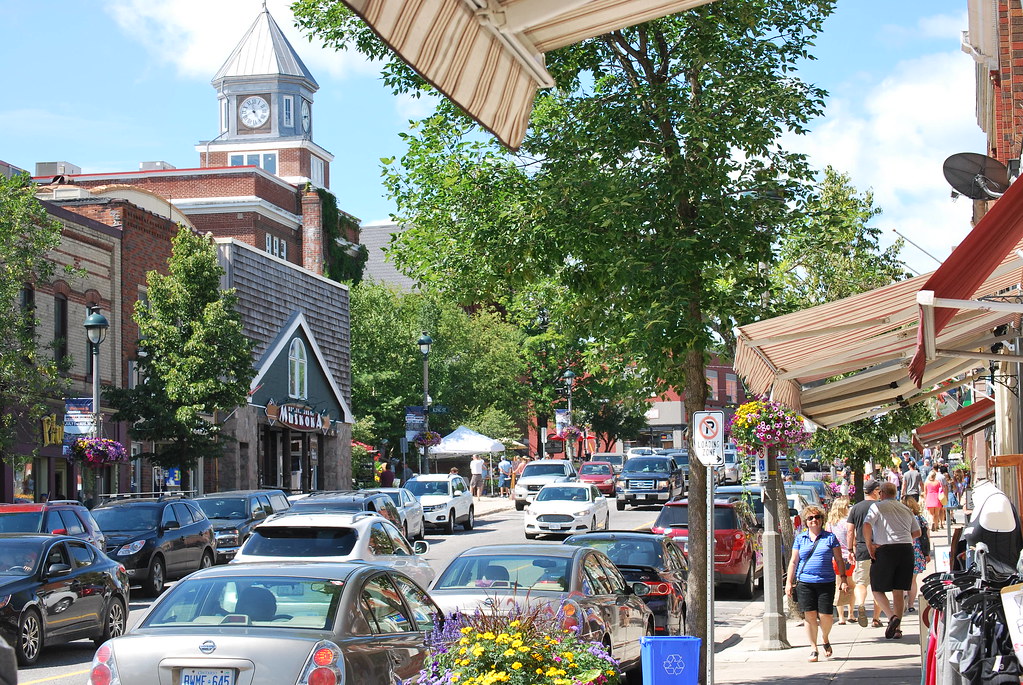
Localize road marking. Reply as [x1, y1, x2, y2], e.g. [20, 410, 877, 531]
[20, 669, 91, 685]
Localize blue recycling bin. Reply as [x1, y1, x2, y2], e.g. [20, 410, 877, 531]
[641, 635, 701, 685]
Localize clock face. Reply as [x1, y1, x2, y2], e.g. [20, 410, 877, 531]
[239, 96, 270, 128]
[301, 100, 311, 132]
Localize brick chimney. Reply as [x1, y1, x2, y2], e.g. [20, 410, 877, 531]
[301, 188, 324, 275]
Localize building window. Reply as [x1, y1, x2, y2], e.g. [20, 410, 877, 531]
[311, 156, 324, 187]
[289, 338, 307, 400]
[220, 98, 229, 133]
[280, 240, 287, 261]
[283, 96, 294, 128]
[19, 285, 35, 337]
[230, 154, 244, 166]
[228, 152, 277, 175]
[54, 294, 68, 363]
[725, 373, 738, 404]
[705, 370, 719, 402]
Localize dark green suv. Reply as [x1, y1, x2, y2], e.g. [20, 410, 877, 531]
[193, 489, 291, 563]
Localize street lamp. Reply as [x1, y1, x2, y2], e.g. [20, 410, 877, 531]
[83, 306, 109, 439]
[418, 332, 433, 475]
[562, 370, 575, 461]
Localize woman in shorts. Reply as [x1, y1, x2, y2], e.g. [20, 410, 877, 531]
[785, 505, 849, 662]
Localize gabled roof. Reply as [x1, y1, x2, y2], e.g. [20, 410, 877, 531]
[213, 8, 318, 89]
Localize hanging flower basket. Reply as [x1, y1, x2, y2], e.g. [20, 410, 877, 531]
[728, 397, 811, 456]
[414, 430, 442, 447]
[71, 438, 129, 467]
[560, 425, 583, 440]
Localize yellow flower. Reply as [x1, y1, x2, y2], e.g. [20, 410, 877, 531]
[459, 637, 470, 645]
[461, 627, 473, 634]
[511, 662, 522, 670]
[518, 646, 530, 653]
[503, 649, 516, 657]
[562, 652, 574, 660]
[511, 639, 523, 648]
[509, 620, 520, 627]
[482, 632, 496, 640]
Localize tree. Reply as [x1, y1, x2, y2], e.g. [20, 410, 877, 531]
[105, 228, 255, 469]
[0, 172, 71, 461]
[295, 0, 835, 667]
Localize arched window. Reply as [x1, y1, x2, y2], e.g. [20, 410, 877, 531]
[289, 338, 307, 400]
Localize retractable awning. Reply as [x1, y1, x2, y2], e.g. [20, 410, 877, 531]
[338, 0, 718, 149]
[912, 397, 995, 450]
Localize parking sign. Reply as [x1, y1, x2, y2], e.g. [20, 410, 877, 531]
[692, 411, 724, 467]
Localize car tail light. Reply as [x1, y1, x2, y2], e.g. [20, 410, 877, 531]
[296, 640, 344, 685]
[643, 582, 671, 596]
[732, 531, 746, 551]
[561, 602, 580, 632]
[89, 642, 119, 685]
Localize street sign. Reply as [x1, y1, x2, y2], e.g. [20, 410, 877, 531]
[430, 405, 450, 414]
[755, 457, 768, 483]
[692, 410, 724, 467]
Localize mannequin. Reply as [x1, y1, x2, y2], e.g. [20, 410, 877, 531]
[964, 478, 1023, 568]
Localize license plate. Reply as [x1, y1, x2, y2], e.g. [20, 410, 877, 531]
[549, 524, 562, 530]
[181, 669, 234, 685]
[639, 494, 649, 500]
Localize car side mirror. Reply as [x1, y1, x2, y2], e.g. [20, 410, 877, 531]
[631, 582, 650, 597]
[253, 509, 267, 520]
[789, 508, 799, 518]
[47, 563, 72, 577]
[413, 540, 430, 555]
[163, 520, 181, 530]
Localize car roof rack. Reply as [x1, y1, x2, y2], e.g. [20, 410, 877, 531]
[267, 509, 381, 523]
[45, 500, 84, 506]
[97, 490, 195, 503]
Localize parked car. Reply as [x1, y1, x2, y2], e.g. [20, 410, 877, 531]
[89, 562, 442, 685]
[430, 544, 652, 673]
[713, 485, 809, 530]
[590, 452, 625, 474]
[721, 447, 741, 485]
[404, 474, 474, 534]
[797, 448, 822, 473]
[0, 534, 130, 666]
[193, 489, 291, 563]
[564, 531, 689, 635]
[287, 490, 402, 527]
[784, 483, 824, 509]
[512, 459, 578, 511]
[90, 495, 216, 597]
[0, 501, 106, 551]
[626, 447, 655, 458]
[233, 511, 434, 587]
[376, 487, 426, 540]
[578, 461, 617, 496]
[524, 483, 610, 539]
[650, 498, 763, 598]
[615, 455, 684, 510]
[796, 479, 833, 507]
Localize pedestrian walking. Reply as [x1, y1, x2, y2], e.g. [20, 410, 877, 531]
[863, 482, 921, 640]
[902, 459, 922, 504]
[920, 457, 932, 481]
[826, 497, 854, 624]
[901, 495, 930, 612]
[498, 455, 512, 497]
[936, 465, 950, 529]
[378, 462, 395, 487]
[886, 466, 902, 499]
[786, 505, 848, 662]
[923, 469, 944, 531]
[847, 479, 883, 628]
[469, 454, 485, 500]
[839, 468, 851, 498]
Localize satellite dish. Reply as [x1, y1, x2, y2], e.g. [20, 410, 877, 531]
[943, 152, 1009, 200]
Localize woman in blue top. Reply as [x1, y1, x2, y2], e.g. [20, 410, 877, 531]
[785, 504, 848, 662]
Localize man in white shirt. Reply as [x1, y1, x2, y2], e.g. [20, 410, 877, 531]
[469, 454, 485, 500]
[863, 482, 921, 640]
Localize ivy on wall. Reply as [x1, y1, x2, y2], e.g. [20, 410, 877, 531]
[317, 187, 368, 284]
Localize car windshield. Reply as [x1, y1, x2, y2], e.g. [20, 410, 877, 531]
[243, 527, 358, 557]
[0, 539, 42, 576]
[600, 456, 623, 467]
[93, 505, 160, 532]
[580, 464, 611, 476]
[435, 555, 571, 592]
[623, 458, 669, 473]
[383, 491, 402, 506]
[290, 500, 362, 513]
[196, 498, 248, 520]
[0, 511, 43, 533]
[565, 538, 663, 568]
[144, 576, 344, 630]
[536, 487, 590, 502]
[654, 506, 738, 529]
[522, 463, 569, 477]
[405, 480, 450, 497]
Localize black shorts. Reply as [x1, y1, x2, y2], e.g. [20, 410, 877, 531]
[870, 544, 915, 593]
[795, 581, 836, 614]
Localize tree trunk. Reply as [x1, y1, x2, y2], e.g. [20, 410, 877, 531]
[772, 467, 799, 619]
[682, 340, 710, 683]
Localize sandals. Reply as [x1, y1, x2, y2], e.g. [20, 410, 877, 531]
[885, 616, 902, 639]
[823, 642, 833, 657]
[871, 619, 883, 628]
[808, 650, 818, 662]
[857, 606, 868, 627]
[838, 620, 847, 625]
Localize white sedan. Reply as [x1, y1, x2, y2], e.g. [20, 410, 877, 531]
[524, 483, 610, 539]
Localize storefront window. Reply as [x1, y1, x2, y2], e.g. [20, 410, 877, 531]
[289, 338, 307, 399]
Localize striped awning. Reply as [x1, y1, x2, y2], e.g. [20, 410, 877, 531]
[339, 0, 718, 149]
[912, 397, 995, 450]
[733, 248, 1023, 429]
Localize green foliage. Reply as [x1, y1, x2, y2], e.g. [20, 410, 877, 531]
[105, 228, 255, 469]
[317, 188, 368, 284]
[464, 405, 518, 445]
[0, 172, 71, 458]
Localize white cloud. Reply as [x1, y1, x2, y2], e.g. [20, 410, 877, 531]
[917, 12, 968, 39]
[104, 0, 378, 81]
[395, 92, 440, 122]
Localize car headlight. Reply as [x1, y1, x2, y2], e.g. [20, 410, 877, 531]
[423, 504, 443, 512]
[657, 480, 670, 488]
[602, 479, 614, 485]
[574, 509, 591, 517]
[116, 540, 146, 556]
[0, 595, 10, 609]
[215, 529, 239, 545]
[514, 485, 526, 493]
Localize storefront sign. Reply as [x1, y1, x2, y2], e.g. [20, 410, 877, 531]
[42, 414, 64, 446]
[265, 400, 331, 433]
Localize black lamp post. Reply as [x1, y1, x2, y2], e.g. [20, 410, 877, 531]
[418, 332, 433, 474]
[83, 306, 110, 439]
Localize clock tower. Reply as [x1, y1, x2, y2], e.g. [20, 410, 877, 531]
[198, 7, 333, 188]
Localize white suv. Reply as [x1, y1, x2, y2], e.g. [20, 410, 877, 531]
[404, 474, 475, 534]
[231, 511, 434, 587]
[513, 459, 578, 510]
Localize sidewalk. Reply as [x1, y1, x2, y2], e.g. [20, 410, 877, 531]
[471, 494, 517, 518]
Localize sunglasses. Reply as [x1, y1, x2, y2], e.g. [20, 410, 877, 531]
[806, 515, 824, 522]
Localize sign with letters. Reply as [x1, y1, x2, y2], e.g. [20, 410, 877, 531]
[692, 411, 725, 467]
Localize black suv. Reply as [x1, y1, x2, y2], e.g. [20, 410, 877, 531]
[0, 500, 106, 551]
[90, 495, 216, 596]
[288, 490, 402, 527]
[193, 489, 290, 563]
[615, 455, 685, 510]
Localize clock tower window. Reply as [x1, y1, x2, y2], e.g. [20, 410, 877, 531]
[283, 96, 294, 128]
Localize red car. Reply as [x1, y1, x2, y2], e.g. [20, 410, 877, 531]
[650, 498, 763, 599]
[578, 461, 616, 496]
[0, 501, 106, 551]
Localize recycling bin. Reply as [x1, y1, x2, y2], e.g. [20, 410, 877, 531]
[640, 635, 701, 685]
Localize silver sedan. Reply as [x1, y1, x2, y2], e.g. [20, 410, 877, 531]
[87, 562, 441, 685]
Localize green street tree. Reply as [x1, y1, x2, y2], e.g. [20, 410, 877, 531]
[0, 172, 71, 461]
[296, 0, 836, 662]
[105, 228, 255, 470]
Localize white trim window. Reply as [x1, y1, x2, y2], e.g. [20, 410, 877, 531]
[220, 98, 229, 133]
[311, 156, 325, 187]
[289, 338, 308, 400]
[228, 152, 277, 175]
[283, 95, 294, 128]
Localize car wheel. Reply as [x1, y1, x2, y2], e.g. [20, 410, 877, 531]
[199, 549, 214, 570]
[604, 513, 610, 530]
[444, 511, 456, 535]
[590, 516, 597, 532]
[403, 522, 409, 540]
[95, 597, 126, 646]
[616, 499, 626, 511]
[515, 501, 525, 511]
[525, 532, 537, 540]
[15, 607, 42, 666]
[144, 556, 166, 597]
[463, 507, 474, 531]
[415, 521, 426, 540]
[738, 562, 756, 600]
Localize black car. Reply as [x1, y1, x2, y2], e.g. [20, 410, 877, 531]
[564, 530, 689, 635]
[289, 490, 403, 527]
[0, 534, 130, 666]
[615, 455, 685, 510]
[0, 501, 106, 551]
[90, 496, 216, 597]
[193, 489, 291, 563]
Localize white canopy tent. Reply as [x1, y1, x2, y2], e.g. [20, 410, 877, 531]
[433, 426, 505, 489]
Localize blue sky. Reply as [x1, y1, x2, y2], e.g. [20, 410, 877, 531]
[0, 0, 981, 274]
